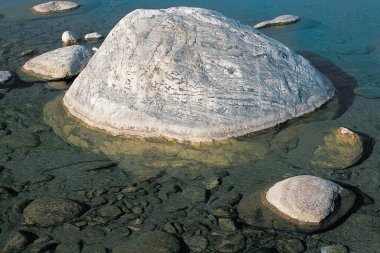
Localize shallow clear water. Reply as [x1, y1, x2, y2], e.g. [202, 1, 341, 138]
[1, 0, 380, 252]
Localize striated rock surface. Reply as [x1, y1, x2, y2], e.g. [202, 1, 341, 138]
[21, 45, 92, 80]
[237, 175, 356, 232]
[254, 15, 300, 29]
[32, 1, 79, 15]
[63, 7, 334, 142]
[0, 70, 12, 85]
[84, 32, 103, 41]
[311, 127, 363, 169]
[62, 31, 78, 46]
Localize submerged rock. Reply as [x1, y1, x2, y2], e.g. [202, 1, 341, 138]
[311, 127, 363, 169]
[237, 175, 356, 233]
[23, 197, 84, 227]
[320, 244, 349, 253]
[3, 231, 30, 253]
[62, 31, 79, 46]
[354, 87, 380, 99]
[0, 70, 12, 85]
[62, 7, 334, 143]
[84, 32, 103, 41]
[32, 1, 79, 15]
[113, 231, 182, 253]
[21, 45, 92, 80]
[254, 15, 300, 29]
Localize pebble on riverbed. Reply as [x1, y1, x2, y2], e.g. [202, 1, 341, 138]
[237, 175, 356, 233]
[32, 1, 80, 15]
[254, 15, 300, 29]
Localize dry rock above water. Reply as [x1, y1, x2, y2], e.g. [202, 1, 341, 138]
[23, 197, 84, 227]
[311, 127, 363, 169]
[32, 1, 79, 15]
[63, 7, 334, 142]
[0, 70, 12, 85]
[62, 30, 78, 46]
[21, 45, 92, 80]
[254, 15, 300, 29]
[237, 175, 356, 233]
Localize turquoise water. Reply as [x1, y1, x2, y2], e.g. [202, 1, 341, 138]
[1, 0, 380, 252]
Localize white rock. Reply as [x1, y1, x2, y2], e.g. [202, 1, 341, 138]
[92, 47, 99, 52]
[84, 32, 103, 41]
[63, 7, 334, 142]
[254, 15, 300, 29]
[21, 45, 92, 80]
[0, 71, 12, 85]
[62, 31, 78, 46]
[266, 175, 344, 223]
[32, 1, 79, 15]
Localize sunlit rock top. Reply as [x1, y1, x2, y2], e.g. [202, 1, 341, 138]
[63, 7, 335, 142]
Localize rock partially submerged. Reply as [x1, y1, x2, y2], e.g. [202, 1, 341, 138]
[311, 127, 363, 169]
[0, 71, 12, 85]
[62, 7, 334, 142]
[254, 15, 300, 29]
[237, 175, 356, 233]
[21, 45, 92, 80]
[32, 1, 79, 15]
[62, 31, 78, 46]
[84, 32, 103, 41]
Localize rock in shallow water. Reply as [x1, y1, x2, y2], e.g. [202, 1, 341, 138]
[354, 87, 380, 99]
[32, 1, 79, 15]
[237, 175, 356, 233]
[84, 32, 103, 41]
[62, 31, 79, 46]
[0, 70, 12, 85]
[311, 127, 363, 169]
[62, 7, 334, 143]
[254, 15, 300, 29]
[21, 45, 92, 80]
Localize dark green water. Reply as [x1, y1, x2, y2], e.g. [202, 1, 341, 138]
[0, 0, 380, 252]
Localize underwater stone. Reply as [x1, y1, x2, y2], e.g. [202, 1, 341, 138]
[354, 87, 380, 99]
[32, 1, 79, 15]
[63, 7, 334, 142]
[62, 31, 78, 46]
[311, 127, 363, 169]
[320, 244, 349, 253]
[0, 71, 12, 85]
[237, 175, 356, 233]
[21, 45, 92, 80]
[254, 15, 300, 29]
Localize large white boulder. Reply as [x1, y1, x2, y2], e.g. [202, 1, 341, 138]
[32, 1, 79, 15]
[63, 7, 334, 142]
[266, 175, 345, 223]
[21, 45, 92, 80]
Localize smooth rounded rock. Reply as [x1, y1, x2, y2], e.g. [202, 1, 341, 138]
[32, 1, 79, 15]
[254, 15, 300, 29]
[62, 31, 79, 46]
[23, 197, 84, 227]
[84, 32, 103, 41]
[21, 45, 92, 80]
[0, 71, 12, 85]
[237, 175, 356, 233]
[311, 127, 363, 169]
[63, 7, 334, 143]
[112, 231, 182, 253]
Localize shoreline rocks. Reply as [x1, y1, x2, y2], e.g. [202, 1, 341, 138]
[62, 7, 334, 143]
[32, 1, 79, 15]
[62, 31, 79, 46]
[254, 15, 300, 29]
[237, 175, 356, 233]
[21, 45, 92, 80]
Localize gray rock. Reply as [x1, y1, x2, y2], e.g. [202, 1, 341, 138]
[62, 31, 78, 46]
[254, 15, 300, 29]
[237, 175, 356, 233]
[23, 197, 84, 227]
[21, 45, 92, 80]
[0, 71, 12, 85]
[113, 231, 182, 253]
[63, 7, 334, 143]
[32, 1, 79, 15]
[320, 244, 349, 253]
[55, 241, 81, 253]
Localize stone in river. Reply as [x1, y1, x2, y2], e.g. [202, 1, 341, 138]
[62, 7, 334, 143]
[23, 197, 84, 227]
[0, 71, 12, 85]
[354, 87, 380, 99]
[237, 175, 356, 233]
[62, 31, 79, 46]
[254, 15, 300, 29]
[311, 127, 363, 169]
[320, 244, 349, 253]
[32, 1, 79, 15]
[21, 45, 92, 80]
[84, 32, 103, 41]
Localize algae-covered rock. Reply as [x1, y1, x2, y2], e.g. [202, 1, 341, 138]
[311, 127, 363, 169]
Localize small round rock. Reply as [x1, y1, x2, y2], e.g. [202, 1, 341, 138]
[84, 32, 103, 42]
[0, 71, 12, 85]
[32, 1, 79, 15]
[62, 31, 79, 46]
